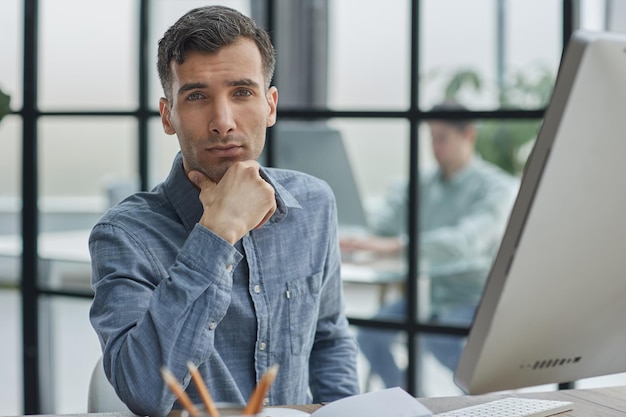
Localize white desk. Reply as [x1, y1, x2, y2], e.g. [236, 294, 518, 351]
[341, 257, 407, 308]
[0, 230, 404, 294]
[0, 230, 90, 262]
[0, 230, 92, 291]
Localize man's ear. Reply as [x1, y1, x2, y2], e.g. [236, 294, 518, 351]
[266, 86, 278, 127]
[464, 124, 478, 144]
[159, 97, 176, 135]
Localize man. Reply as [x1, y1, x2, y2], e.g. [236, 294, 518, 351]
[89, 6, 359, 417]
[342, 102, 518, 389]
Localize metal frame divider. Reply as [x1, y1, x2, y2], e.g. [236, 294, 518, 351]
[18, 0, 576, 412]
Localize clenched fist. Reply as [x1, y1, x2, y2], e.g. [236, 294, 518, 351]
[188, 160, 276, 244]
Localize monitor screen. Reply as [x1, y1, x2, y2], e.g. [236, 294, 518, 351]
[267, 121, 370, 230]
[454, 30, 626, 394]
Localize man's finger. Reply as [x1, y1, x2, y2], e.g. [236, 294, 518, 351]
[187, 170, 217, 191]
[254, 203, 277, 230]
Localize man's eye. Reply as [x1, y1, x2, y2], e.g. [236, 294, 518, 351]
[234, 89, 253, 97]
[186, 92, 204, 101]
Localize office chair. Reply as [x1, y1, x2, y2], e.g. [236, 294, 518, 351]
[87, 356, 131, 412]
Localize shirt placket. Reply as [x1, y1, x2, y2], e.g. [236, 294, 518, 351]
[242, 232, 272, 407]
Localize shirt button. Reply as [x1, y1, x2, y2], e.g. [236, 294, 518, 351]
[259, 341, 267, 351]
[208, 321, 217, 330]
[253, 285, 261, 294]
[226, 264, 233, 272]
[263, 397, 269, 406]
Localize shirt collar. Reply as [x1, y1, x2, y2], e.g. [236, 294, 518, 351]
[437, 155, 478, 186]
[163, 152, 299, 233]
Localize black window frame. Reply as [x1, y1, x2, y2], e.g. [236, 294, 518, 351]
[15, 0, 576, 413]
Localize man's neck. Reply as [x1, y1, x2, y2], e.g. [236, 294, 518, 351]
[441, 155, 473, 180]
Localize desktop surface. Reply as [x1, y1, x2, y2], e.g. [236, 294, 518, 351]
[5, 385, 626, 417]
[422, 385, 626, 416]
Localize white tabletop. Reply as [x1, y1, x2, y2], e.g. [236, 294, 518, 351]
[0, 230, 91, 263]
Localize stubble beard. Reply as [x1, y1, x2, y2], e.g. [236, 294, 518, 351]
[183, 134, 265, 183]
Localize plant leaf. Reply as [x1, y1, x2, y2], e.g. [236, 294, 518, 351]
[0, 88, 11, 123]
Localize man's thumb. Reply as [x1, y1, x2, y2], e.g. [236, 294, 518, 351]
[187, 170, 214, 190]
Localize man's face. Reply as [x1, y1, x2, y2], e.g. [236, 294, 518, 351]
[429, 121, 473, 174]
[159, 38, 278, 182]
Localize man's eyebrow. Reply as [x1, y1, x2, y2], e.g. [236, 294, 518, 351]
[177, 82, 207, 95]
[176, 79, 261, 96]
[229, 78, 261, 88]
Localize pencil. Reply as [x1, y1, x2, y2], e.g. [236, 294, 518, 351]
[187, 361, 220, 417]
[161, 366, 201, 417]
[243, 364, 279, 415]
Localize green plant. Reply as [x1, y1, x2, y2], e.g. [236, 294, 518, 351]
[0, 87, 10, 124]
[442, 65, 554, 175]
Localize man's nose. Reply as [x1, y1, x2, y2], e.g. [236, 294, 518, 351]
[209, 100, 236, 135]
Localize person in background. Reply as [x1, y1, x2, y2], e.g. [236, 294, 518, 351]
[342, 101, 518, 389]
[89, 6, 359, 417]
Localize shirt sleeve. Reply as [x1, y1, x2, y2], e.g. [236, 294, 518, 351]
[89, 222, 242, 417]
[420, 175, 518, 267]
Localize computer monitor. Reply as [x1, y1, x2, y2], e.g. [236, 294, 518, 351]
[265, 121, 370, 230]
[454, 30, 626, 394]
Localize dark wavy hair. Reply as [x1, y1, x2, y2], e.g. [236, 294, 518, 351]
[430, 100, 475, 132]
[157, 5, 276, 101]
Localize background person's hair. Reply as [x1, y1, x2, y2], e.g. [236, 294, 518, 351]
[429, 100, 475, 132]
[157, 5, 276, 101]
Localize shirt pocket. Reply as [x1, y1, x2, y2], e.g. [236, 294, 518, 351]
[286, 271, 323, 355]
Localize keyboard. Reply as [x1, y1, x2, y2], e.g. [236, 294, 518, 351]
[434, 397, 574, 417]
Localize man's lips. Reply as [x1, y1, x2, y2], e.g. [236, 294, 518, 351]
[208, 145, 244, 158]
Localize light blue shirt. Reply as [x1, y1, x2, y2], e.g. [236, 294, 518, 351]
[89, 153, 359, 417]
[372, 157, 519, 310]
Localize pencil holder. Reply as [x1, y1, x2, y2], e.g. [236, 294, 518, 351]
[181, 403, 256, 417]
[181, 403, 311, 417]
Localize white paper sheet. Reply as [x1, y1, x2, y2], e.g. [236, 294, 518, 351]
[259, 407, 311, 417]
[310, 387, 432, 417]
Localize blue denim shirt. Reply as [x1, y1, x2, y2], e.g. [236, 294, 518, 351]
[89, 153, 359, 417]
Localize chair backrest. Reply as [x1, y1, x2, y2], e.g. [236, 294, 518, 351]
[87, 356, 131, 412]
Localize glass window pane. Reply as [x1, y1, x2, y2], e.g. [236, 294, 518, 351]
[44, 296, 102, 413]
[0, 116, 22, 295]
[39, 117, 137, 202]
[0, 289, 21, 416]
[415, 333, 470, 396]
[579, 0, 626, 32]
[39, 0, 139, 110]
[148, 116, 181, 188]
[0, 15, 21, 402]
[327, 0, 410, 110]
[579, 0, 608, 31]
[420, 0, 561, 110]
[0, 115, 21, 417]
[0, 116, 22, 236]
[38, 117, 137, 292]
[416, 117, 524, 324]
[358, 326, 408, 392]
[331, 119, 409, 321]
[332, 119, 409, 319]
[272, 0, 330, 109]
[336, 119, 410, 204]
[148, 0, 252, 111]
[0, 0, 23, 110]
